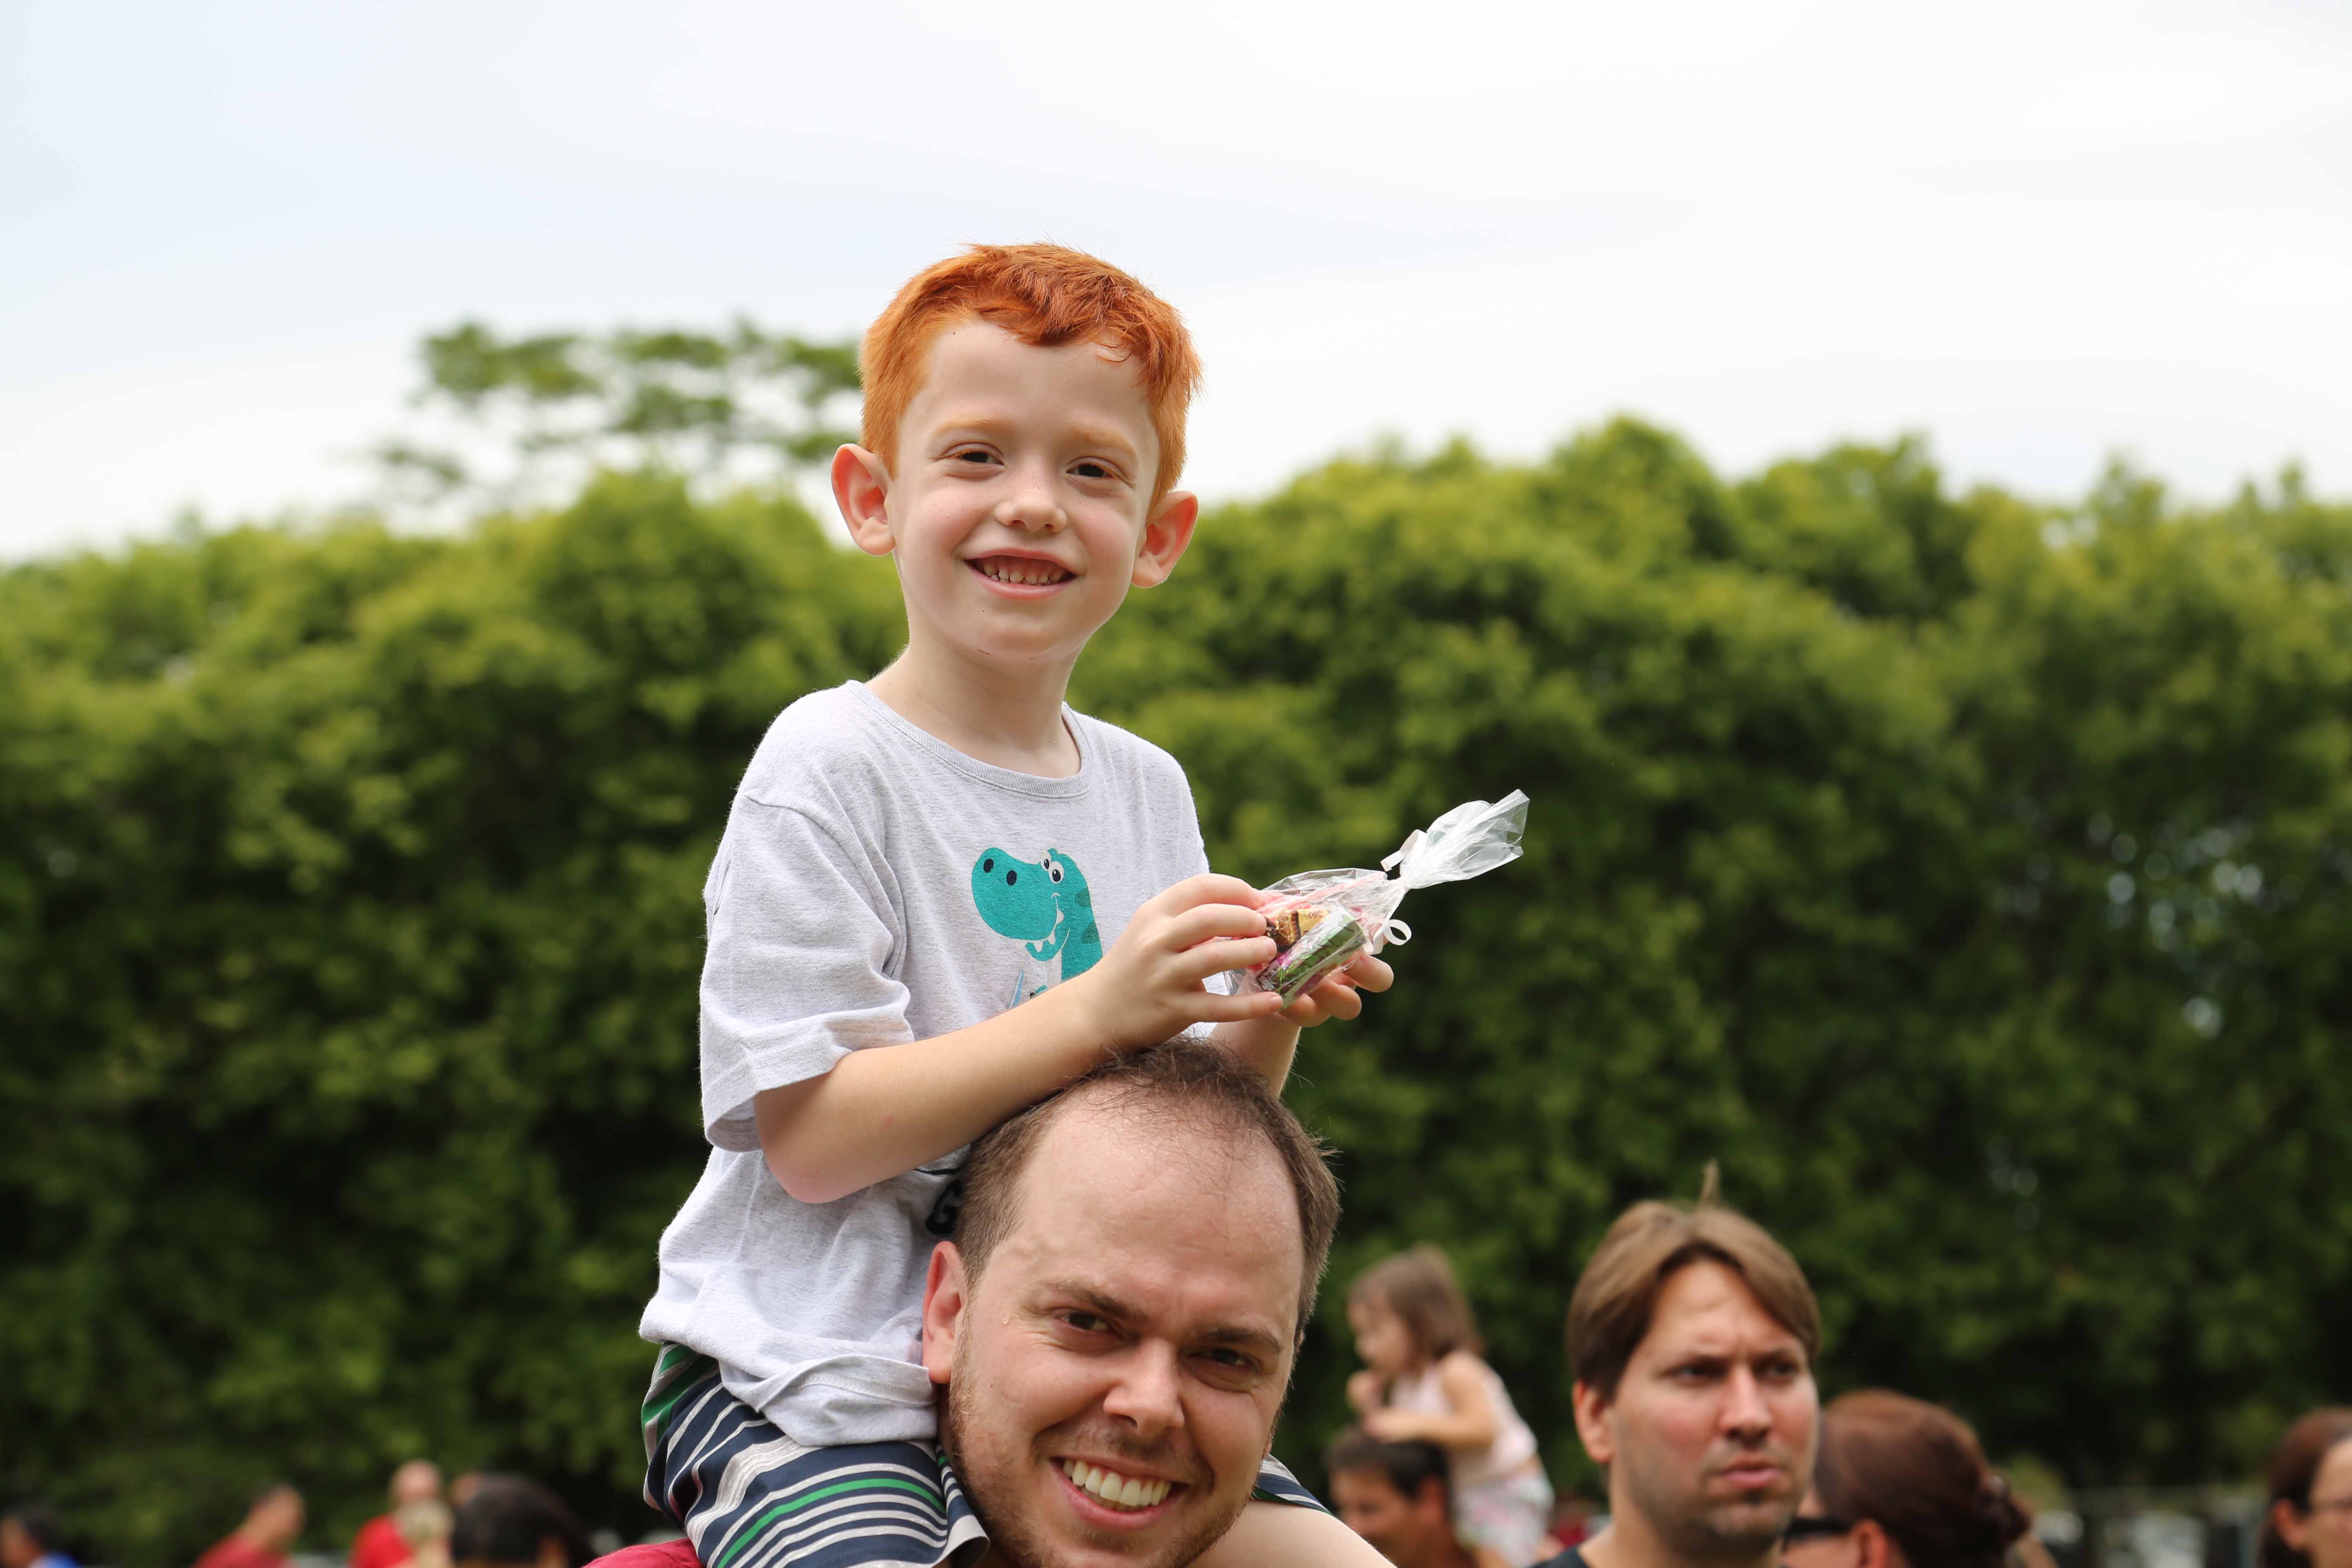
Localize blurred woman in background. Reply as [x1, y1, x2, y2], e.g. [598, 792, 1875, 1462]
[1781, 1390, 2032, 1568]
[2261, 1408, 2352, 1568]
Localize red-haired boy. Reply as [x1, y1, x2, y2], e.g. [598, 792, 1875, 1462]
[637, 245, 1393, 1566]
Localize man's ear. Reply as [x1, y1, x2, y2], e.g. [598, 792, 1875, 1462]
[833, 443, 896, 557]
[1130, 489, 1199, 589]
[1414, 1477, 1452, 1526]
[2272, 1499, 2310, 1556]
[921, 1241, 970, 1387]
[1854, 1520, 1900, 1568]
[1571, 1379, 1617, 1468]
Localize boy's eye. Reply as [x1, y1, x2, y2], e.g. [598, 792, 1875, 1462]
[1071, 460, 1114, 480]
[953, 448, 997, 466]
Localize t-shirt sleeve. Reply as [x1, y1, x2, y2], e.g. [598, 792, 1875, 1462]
[1148, 745, 1235, 1016]
[698, 798, 911, 1151]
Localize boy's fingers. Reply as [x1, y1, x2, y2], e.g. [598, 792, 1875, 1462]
[1288, 978, 1362, 1022]
[1343, 955, 1395, 993]
[1157, 872, 1265, 913]
[1192, 987, 1288, 1023]
[1162, 901, 1269, 949]
[1172, 935, 1276, 983]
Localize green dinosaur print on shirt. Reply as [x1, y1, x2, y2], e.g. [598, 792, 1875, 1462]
[971, 846, 1101, 985]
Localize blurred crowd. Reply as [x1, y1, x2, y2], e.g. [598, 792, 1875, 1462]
[1315, 1205, 2352, 1568]
[7, 1216, 2349, 1568]
[1, 1468, 599, 1568]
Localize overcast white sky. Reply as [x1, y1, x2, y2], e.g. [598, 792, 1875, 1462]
[5, 0, 2350, 558]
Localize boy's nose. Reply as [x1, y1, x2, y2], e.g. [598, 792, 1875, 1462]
[994, 467, 1067, 532]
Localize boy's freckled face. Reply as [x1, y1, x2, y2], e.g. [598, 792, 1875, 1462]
[877, 321, 1178, 671]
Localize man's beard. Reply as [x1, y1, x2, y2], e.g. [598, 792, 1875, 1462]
[941, 1352, 1245, 1568]
[1613, 1443, 1801, 1566]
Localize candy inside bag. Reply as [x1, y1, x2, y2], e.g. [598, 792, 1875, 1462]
[1241, 791, 1530, 1005]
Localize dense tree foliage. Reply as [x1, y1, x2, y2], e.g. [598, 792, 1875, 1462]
[374, 320, 860, 515]
[6, 430, 2349, 1564]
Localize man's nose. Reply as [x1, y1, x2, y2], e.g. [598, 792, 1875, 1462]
[1100, 1343, 1185, 1438]
[1720, 1365, 1771, 1438]
[993, 459, 1068, 532]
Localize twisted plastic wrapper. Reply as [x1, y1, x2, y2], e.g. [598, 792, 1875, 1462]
[1240, 791, 1530, 1005]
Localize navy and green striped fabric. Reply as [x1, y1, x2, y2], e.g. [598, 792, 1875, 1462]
[643, 1348, 984, 1568]
[641, 1346, 1323, 1568]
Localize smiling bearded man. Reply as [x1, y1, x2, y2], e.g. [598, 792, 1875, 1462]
[921, 1041, 1348, 1568]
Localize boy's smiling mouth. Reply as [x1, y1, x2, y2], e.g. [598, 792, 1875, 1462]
[970, 554, 1074, 587]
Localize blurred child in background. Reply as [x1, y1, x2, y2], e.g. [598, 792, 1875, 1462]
[392, 1499, 453, 1568]
[1349, 1245, 1554, 1567]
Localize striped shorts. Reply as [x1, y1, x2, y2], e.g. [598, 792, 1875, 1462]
[642, 1347, 1324, 1568]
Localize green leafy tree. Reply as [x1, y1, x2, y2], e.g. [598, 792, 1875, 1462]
[7, 419, 2352, 1564]
[375, 321, 861, 514]
[1, 478, 898, 1560]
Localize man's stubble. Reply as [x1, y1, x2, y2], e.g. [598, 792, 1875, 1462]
[1610, 1439, 1802, 1567]
[940, 1336, 1247, 1568]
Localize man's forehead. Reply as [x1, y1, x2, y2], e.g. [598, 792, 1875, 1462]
[993, 1101, 1304, 1325]
[1331, 1468, 1407, 1503]
[1637, 1259, 1805, 1361]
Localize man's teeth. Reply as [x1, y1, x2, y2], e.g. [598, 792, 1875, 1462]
[978, 559, 1071, 585]
[1061, 1459, 1171, 1511]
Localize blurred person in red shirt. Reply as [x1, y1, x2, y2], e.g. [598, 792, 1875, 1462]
[192, 1485, 303, 1568]
[353, 1463, 443, 1568]
[2, 1504, 79, 1568]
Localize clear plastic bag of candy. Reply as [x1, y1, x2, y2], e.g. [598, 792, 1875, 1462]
[1240, 791, 1529, 1005]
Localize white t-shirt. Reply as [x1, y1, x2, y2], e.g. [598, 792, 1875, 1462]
[1390, 1359, 1542, 1492]
[639, 682, 1216, 1444]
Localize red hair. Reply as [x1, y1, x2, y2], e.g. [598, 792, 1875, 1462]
[859, 243, 1202, 503]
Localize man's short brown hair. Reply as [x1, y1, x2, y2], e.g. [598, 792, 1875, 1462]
[953, 1040, 1341, 1336]
[1566, 1166, 1820, 1401]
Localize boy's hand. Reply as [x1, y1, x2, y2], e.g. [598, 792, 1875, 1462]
[1072, 873, 1285, 1050]
[1274, 951, 1393, 1027]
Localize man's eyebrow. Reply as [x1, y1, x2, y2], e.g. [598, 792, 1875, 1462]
[1038, 1279, 1285, 1357]
[1040, 1278, 1143, 1322]
[1195, 1321, 1289, 1360]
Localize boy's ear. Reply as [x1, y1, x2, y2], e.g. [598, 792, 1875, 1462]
[920, 1241, 969, 1387]
[1131, 489, 1199, 589]
[833, 443, 896, 557]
